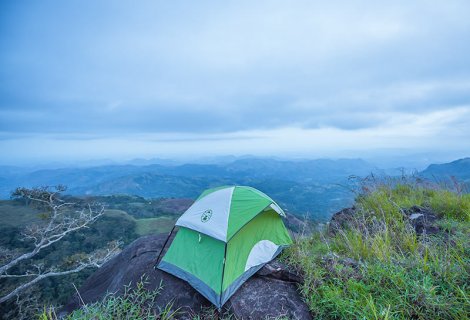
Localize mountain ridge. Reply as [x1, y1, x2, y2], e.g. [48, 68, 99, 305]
[1, 157, 469, 220]
[421, 157, 470, 181]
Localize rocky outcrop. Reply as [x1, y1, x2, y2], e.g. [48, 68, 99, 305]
[329, 205, 441, 235]
[62, 233, 311, 320]
[404, 205, 440, 234]
[328, 207, 357, 234]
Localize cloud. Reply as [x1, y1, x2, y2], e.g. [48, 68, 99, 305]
[2, 106, 468, 164]
[0, 1, 469, 161]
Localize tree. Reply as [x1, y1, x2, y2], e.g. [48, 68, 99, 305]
[0, 186, 120, 305]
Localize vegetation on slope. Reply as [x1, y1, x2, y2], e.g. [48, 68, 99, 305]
[285, 178, 470, 319]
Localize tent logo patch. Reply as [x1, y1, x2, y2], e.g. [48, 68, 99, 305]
[201, 209, 213, 223]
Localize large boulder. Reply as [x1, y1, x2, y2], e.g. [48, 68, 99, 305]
[62, 233, 311, 320]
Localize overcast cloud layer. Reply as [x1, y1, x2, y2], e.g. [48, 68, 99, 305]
[1, 0, 469, 163]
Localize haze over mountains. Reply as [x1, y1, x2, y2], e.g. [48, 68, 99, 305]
[1, 156, 468, 221]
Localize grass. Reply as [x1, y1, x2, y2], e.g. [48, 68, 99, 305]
[357, 182, 470, 222]
[104, 209, 176, 236]
[134, 217, 175, 236]
[285, 179, 470, 319]
[39, 277, 179, 320]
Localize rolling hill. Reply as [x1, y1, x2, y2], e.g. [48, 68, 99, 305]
[0, 158, 379, 221]
[2, 157, 469, 221]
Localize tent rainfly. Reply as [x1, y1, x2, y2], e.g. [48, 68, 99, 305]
[156, 186, 293, 309]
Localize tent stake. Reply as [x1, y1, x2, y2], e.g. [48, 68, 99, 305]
[154, 225, 176, 269]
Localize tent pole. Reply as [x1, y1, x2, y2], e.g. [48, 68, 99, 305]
[218, 242, 228, 312]
[154, 225, 176, 269]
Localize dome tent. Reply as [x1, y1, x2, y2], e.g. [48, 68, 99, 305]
[156, 186, 292, 309]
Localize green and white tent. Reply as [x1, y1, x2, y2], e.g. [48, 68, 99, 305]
[157, 186, 292, 309]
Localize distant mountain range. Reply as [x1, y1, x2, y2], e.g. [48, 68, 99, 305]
[0, 157, 468, 221]
[420, 157, 470, 182]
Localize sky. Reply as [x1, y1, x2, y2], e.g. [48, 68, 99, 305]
[1, 0, 470, 165]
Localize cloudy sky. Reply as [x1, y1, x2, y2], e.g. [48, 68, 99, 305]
[1, 0, 469, 164]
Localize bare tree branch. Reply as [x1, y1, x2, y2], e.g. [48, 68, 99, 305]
[0, 241, 120, 304]
[0, 186, 120, 304]
[0, 187, 105, 276]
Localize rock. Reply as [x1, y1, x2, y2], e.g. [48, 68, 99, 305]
[62, 233, 311, 320]
[342, 257, 359, 268]
[328, 207, 356, 234]
[225, 275, 310, 320]
[404, 206, 440, 235]
[257, 260, 303, 284]
[62, 233, 208, 319]
[329, 206, 441, 236]
[409, 213, 424, 220]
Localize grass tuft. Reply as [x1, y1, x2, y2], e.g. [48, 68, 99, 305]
[39, 276, 179, 320]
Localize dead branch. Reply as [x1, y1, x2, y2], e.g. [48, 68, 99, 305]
[0, 241, 120, 304]
[0, 186, 119, 304]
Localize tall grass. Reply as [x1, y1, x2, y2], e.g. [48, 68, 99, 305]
[285, 178, 470, 319]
